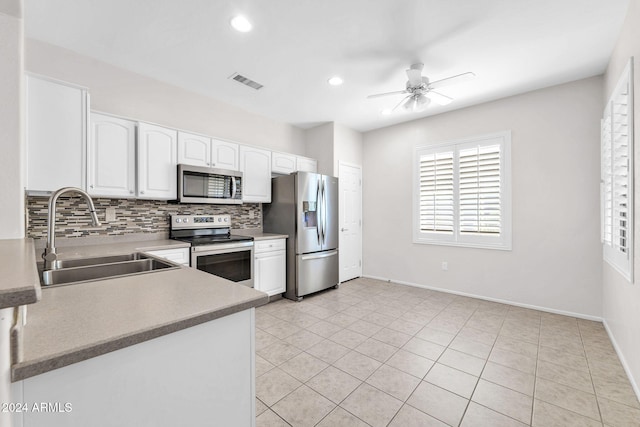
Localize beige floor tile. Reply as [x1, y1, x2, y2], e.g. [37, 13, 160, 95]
[307, 366, 362, 404]
[461, 402, 528, 427]
[598, 396, 640, 426]
[449, 335, 493, 359]
[386, 349, 435, 379]
[489, 347, 537, 375]
[387, 318, 424, 336]
[499, 326, 540, 344]
[414, 326, 456, 346]
[407, 381, 469, 426]
[256, 409, 291, 427]
[256, 398, 268, 416]
[372, 327, 413, 347]
[316, 407, 369, 427]
[539, 333, 586, 356]
[472, 379, 533, 424]
[534, 377, 600, 422]
[305, 320, 343, 338]
[538, 345, 589, 372]
[305, 338, 350, 364]
[366, 364, 421, 401]
[279, 352, 329, 382]
[532, 399, 602, 427]
[341, 383, 403, 427]
[255, 329, 280, 351]
[256, 367, 302, 406]
[536, 359, 594, 393]
[592, 376, 640, 409]
[354, 338, 398, 362]
[425, 363, 479, 399]
[388, 404, 448, 427]
[327, 312, 360, 328]
[360, 311, 396, 327]
[589, 359, 630, 384]
[457, 326, 500, 346]
[482, 361, 535, 396]
[283, 329, 324, 350]
[256, 354, 276, 378]
[494, 335, 538, 358]
[402, 337, 446, 360]
[256, 312, 286, 330]
[334, 350, 382, 381]
[341, 305, 375, 320]
[272, 385, 336, 427]
[400, 310, 438, 326]
[427, 317, 465, 335]
[329, 328, 369, 349]
[438, 348, 486, 376]
[257, 341, 303, 366]
[347, 319, 384, 337]
[265, 321, 302, 339]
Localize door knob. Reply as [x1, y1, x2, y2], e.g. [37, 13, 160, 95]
[341, 228, 348, 232]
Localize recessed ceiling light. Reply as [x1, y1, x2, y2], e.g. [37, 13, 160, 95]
[381, 108, 392, 115]
[328, 76, 343, 86]
[230, 15, 252, 32]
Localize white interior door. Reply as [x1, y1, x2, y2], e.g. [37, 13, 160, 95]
[339, 162, 362, 282]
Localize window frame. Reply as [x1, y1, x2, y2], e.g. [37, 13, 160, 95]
[413, 131, 512, 251]
[601, 58, 634, 282]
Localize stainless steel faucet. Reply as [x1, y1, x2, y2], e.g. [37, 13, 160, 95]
[43, 187, 102, 269]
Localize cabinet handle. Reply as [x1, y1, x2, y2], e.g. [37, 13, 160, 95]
[129, 190, 134, 194]
[89, 185, 94, 189]
[211, 162, 216, 166]
[140, 191, 145, 194]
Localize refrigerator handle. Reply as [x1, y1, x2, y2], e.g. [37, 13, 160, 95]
[322, 180, 327, 245]
[316, 179, 321, 245]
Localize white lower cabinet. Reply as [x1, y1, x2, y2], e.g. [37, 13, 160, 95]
[144, 248, 190, 266]
[254, 239, 286, 296]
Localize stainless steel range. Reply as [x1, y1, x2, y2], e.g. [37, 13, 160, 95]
[170, 214, 254, 287]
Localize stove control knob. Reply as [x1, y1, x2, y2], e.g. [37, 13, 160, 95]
[175, 218, 182, 223]
[184, 218, 189, 223]
[224, 217, 229, 222]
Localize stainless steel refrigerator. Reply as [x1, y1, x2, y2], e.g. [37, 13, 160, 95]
[263, 172, 339, 301]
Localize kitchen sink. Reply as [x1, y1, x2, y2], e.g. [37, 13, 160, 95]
[40, 253, 180, 287]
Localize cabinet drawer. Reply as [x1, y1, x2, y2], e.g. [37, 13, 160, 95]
[254, 239, 286, 254]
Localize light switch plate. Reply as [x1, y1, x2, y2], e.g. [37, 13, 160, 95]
[105, 207, 116, 222]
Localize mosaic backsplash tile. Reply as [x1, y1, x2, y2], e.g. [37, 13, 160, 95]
[26, 196, 262, 240]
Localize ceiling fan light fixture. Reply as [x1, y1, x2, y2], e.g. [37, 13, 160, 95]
[230, 15, 253, 32]
[404, 94, 430, 112]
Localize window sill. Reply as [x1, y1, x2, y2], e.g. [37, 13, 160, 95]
[412, 238, 512, 251]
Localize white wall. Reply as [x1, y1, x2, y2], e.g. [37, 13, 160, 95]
[304, 122, 334, 175]
[0, 4, 24, 239]
[363, 76, 603, 318]
[25, 40, 306, 155]
[333, 123, 363, 176]
[602, 0, 640, 397]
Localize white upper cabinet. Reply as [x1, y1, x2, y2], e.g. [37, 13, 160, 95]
[211, 139, 239, 171]
[137, 123, 178, 200]
[178, 131, 211, 167]
[26, 75, 87, 193]
[272, 152, 297, 175]
[296, 156, 318, 173]
[239, 146, 271, 203]
[88, 113, 136, 198]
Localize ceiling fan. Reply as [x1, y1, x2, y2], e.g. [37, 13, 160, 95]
[368, 63, 475, 112]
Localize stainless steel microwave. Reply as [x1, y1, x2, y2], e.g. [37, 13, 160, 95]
[177, 164, 243, 204]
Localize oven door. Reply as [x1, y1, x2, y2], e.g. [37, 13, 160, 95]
[191, 242, 254, 287]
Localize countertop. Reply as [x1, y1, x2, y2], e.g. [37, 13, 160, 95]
[11, 239, 269, 381]
[0, 239, 41, 309]
[233, 229, 288, 241]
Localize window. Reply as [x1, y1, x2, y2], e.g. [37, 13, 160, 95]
[413, 131, 512, 250]
[601, 58, 634, 281]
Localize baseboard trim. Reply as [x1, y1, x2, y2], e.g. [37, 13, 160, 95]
[602, 319, 640, 402]
[362, 275, 603, 322]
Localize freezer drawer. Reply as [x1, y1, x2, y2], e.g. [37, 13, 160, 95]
[293, 250, 339, 300]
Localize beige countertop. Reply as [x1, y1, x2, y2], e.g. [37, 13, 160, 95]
[11, 238, 269, 381]
[233, 229, 288, 241]
[0, 239, 41, 309]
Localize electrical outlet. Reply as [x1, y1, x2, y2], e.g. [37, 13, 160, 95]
[441, 261, 448, 271]
[249, 210, 255, 219]
[105, 207, 116, 222]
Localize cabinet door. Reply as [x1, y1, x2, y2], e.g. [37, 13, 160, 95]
[255, 251, 286, 296]
[178, 132, 211, 167]
[26, 75, 87, 193]
[88, 113, 136, 198]
[211, 139, 239, 170]
[239, 146, 271, 203]
[272, 152, 297, 175]
[145, 248, 190, 266]
[296, 156, 318, 173]
[137, 123, 177, 200]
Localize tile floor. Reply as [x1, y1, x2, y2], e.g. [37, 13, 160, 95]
[255, 278, 640, 427]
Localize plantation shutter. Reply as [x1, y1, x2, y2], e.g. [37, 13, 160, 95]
[611, 81, 630, 255]
[601, 106, 613, 246]
[458, 144, 502, 235]
[419, 151, 454, 233]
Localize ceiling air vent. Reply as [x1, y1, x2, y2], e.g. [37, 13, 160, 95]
[229, 73, 263, 90]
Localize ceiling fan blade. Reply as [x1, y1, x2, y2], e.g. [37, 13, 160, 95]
[428, 72, 476, 89]
[367, 90, 408, 99]
[392, 95, 413, 112]
[406, 68, 423, 87]
[426, 90, 453, 106]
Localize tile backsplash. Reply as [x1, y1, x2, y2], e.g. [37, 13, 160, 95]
[26, 196, 262, 240]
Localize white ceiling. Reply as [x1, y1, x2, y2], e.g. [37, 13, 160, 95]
[25, 0, 629, 132]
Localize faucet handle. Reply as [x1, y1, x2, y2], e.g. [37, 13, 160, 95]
[42, 250, 58, 262]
